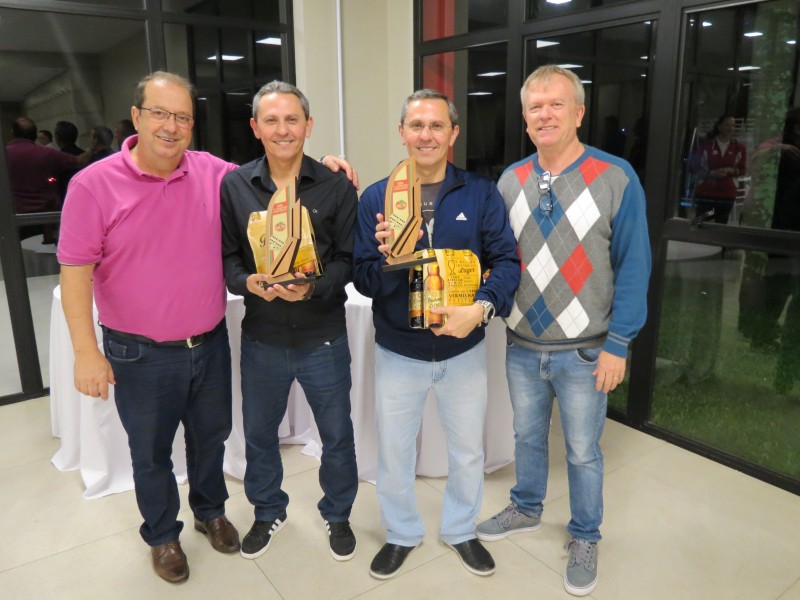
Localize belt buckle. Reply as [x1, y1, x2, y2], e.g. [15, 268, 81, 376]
[187, 336, 195, 348]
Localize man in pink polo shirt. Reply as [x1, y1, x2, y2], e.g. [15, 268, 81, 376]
[57, 71, 241, 584]
[57, 71, 357, 585]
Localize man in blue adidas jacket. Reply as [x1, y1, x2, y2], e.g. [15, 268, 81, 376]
[353, 89, 519, 580]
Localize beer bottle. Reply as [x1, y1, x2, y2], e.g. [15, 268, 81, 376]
[408, 266, 424, 328]
[424, 262, 444, 328]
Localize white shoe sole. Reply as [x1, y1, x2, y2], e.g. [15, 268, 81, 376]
[564, 571, 598, 597]
[475, 522, 541, 542]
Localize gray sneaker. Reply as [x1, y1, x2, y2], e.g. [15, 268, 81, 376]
[564, 538, 598, 597]
[475, 503, 541, 541]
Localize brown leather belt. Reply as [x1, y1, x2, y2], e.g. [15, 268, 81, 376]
[101, 320, 224, 348]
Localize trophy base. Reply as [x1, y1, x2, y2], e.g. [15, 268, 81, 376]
[262, 274, 323, 287]
[382, 253, 437, 272]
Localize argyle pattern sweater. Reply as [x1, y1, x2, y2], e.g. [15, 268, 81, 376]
[497, 146, 651, 358]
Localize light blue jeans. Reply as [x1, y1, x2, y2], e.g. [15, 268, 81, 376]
[375, 341, 487, 546]
[506, 342, 606, 542]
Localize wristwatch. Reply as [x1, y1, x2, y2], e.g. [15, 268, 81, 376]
[474, 300, 495, 327]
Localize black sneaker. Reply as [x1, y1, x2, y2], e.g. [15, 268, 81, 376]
[240, 517, 286, 559]
[325, 520, 356, 561]
[369, 543, 418, 580]
[448, 538, 495, 576]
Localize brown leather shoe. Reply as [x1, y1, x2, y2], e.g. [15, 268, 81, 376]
[194, 515, 241, 553]
[151, 541, 189, 584]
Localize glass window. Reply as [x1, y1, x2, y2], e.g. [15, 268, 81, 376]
[421, 0, 508, 41]
[674, 0, 800, 229]
[0, 7, 148, 392]
[163, 0, 280, 21]
[225, 89, 259, 165]
[652, 242, 800, 479]
[49, 0, 143, 6]
[220, 28, 251, 83]
[526, 0, 634, 21]
[254, 31, 283, 80]
[422, 43, 508, 179]
[525, 21, 652, 181]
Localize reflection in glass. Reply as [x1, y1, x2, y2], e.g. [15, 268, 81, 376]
[50, 0, 142, 6]
[421, 0, 508, 41]
[163, 0, 280, 20]
[675, 0, 800, 229]
[525, 22, 652, 181]
[422, 43, 507, 179]
[191, 26, 220, 89]
[652, 242, 800, 478]
[526, 0, 634, 20]
[225, 90, 258, 165]
[0, 7, 147, 394]
[220, 29, 250, 83]
[255, 32, 283, 80]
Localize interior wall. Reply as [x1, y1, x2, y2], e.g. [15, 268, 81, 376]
[294, 0, 413, 191]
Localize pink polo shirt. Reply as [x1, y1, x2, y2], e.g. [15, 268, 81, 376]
[57, 136, 237, 341]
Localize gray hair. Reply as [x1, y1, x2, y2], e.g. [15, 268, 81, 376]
[400, 89, 459, 127]
[134, 71, 195, 109]
[252, 81, 310, 120]
[520, 65, 585, 108]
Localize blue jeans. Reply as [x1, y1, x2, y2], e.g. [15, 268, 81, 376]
[506, 342, 606, 543]
[105, 322, 232, 547]
[240, 333, 357, 522]
[374, 342, 487, 546]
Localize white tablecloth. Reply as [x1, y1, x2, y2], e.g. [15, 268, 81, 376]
[50, 284, 514, 498]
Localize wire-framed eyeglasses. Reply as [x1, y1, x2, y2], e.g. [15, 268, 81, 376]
[138, 106, 195, 127]
[538, 170, 553, 213]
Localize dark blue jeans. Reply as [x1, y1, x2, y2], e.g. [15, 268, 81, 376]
[240, 333, 357, 522]
[104, 323, 232, 547]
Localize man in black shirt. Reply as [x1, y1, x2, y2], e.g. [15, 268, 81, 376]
[221, 81, 359, 563]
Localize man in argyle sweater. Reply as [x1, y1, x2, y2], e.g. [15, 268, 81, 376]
[476, 65, 651, 597]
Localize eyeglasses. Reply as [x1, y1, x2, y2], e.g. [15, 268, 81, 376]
[538, 170, 553, 213]
[404, 121, 451, 135]
[138, 107, 194, 127]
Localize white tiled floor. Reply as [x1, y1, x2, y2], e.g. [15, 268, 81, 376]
[2, 395, 800, 599]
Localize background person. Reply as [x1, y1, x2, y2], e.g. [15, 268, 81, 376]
[690, 114, 746, 224]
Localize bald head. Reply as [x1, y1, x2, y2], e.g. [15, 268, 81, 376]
[12, 117, 37, 141]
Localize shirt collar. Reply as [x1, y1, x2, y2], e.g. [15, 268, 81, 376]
[249, 153, 318, 192]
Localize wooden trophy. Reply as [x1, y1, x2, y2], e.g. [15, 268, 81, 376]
[381, 157, 435, 272]
[247, 179, 322, 285]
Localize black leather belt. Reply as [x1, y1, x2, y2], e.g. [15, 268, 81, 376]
[102, 320, 224, 348]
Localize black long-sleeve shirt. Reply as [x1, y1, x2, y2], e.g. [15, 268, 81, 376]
[221, 154, 358, 348]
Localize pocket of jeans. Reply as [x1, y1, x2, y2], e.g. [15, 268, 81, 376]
[575, 347, 600, 364]
[104, 338, 143, 362]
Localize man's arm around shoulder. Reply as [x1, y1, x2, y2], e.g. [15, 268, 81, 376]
[60, 265, 115, 400]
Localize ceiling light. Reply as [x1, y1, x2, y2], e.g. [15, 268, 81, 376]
[788, 40, 797, 45]
[702, 21, 712, 27]
[580, 80, 592, 85]
[640, 55, 648, 60]
[557, 63, 582, 69]
[546, 0, 571, 4]
[207, 54, 244, 61]
[468, 92, 492, 96]
[536, 40, 560, 48]
[744, 31, 763, 38]
[477, 71, 505, 77]
[256, 36, 281, 45]
[738, 65, 760, 71]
